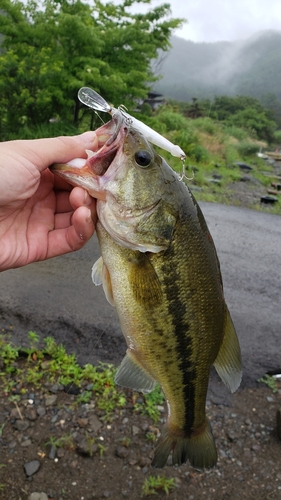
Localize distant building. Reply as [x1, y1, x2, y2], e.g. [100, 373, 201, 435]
[137, 91, 165, 111]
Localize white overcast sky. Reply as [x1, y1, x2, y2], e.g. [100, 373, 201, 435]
[150, 0, 281, 42]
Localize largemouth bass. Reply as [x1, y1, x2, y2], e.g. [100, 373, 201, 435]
[51, 113, 242, 469]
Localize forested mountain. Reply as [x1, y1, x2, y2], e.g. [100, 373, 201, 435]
[154, 30, 281, 104]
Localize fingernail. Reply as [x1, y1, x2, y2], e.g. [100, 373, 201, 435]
[80, 131, 97, 146]
[83, 190, 92, 205]
[86, 208, 93, 223]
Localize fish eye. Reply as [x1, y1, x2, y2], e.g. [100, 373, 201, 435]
[134, 149, 152, 168]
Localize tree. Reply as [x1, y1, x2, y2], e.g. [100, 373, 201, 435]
[0, 0, 184, 137]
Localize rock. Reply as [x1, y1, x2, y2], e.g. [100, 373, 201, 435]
[28, 493, 48, 500]
[234, 162, 253, 171]
[44, 395, 57, 406]
[36, 406, 46, 417]
[21, 439, 32, 447]
[49, 383, 63, 393]
[132, 425, 140, 436]
[63, 383, 80, 395]
[13, 419, 30, 431]
[260, 195, 278, 205]
[10, 407, 23, 419]
[25, 406, 38, 421]
[115, 446, 129, 459]
[88, 414, 102, 433]
[77, 417, 88, 428]
[49, 444, 56, 460]
[24, 460, 41, 477]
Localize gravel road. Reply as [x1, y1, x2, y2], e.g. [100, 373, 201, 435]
[1, 202, 280, 393]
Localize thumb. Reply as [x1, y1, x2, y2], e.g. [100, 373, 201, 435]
[17, 131, 98, 173]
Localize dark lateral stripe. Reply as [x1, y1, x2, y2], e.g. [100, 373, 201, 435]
[162, 248, 196, 435]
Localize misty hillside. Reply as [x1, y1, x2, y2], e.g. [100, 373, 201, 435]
[153, 30, 281, 102]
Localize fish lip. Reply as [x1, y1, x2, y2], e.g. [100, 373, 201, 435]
[50, 112, 126, 179]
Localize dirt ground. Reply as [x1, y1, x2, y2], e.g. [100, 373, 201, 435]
[0, 355, 281, 500]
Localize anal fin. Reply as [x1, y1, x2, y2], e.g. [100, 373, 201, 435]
[115, 351, 156, 394]
[213, 306, 242, 393]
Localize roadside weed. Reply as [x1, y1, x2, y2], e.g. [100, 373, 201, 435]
[135, 384, 165, 423]
[258, 374, 279, 393]
[142, 475, 176, 496]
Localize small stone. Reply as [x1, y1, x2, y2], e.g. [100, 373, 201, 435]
[251, 444, 261, 452]
[13, 419, 30, 431]
[115, 446, 129, 459]
[132, 425, 140, 436]
[138, 456, 151, 468]
[25, 407, 38, 421]
[36, 406, 46, 417]
[57, 448, 65, 458]
[49, 383, 63, 393]
[45, 395, 57, 406]
[88, 414, 102, 433]
[28, 494, 49, 500]
[103, 492, 110, 498]
[49, 445, 56, 460]
[10, 407, 23, 419]
[64, 383, 80, 395]
[21, 439, 32, 447]
[77, 417, 88, 428]
[24, 459, 41, 477]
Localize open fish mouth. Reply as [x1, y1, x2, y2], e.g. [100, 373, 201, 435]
[50, 113, 126, 190]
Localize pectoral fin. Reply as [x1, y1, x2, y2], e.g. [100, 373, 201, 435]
[213, 307, 242, 393]
[115, 351, 156, 394]
[92, 256, 103, 285]
[91, 256, 115, 306]
[128, 254, 162, 307]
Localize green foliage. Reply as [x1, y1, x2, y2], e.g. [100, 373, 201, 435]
[142, 475, 176, 496]
[0, 337, 19, 366]
[135, 384, 165, 423]
[274, 130, 281, 144]
[0, 0, 183, 139]
[0, 333, 126, 418]
[258, 374, 278, 393]
[235, 141, 260, 157]
[157, 110, 189, 131]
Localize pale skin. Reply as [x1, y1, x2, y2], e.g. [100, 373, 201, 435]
[0, 131, 98, 272]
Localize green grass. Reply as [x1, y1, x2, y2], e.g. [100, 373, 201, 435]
[258, 374, 279, 393]
[0, 332, 165, 422]
[0, 332, 126, 418]
[142, 475, 176, 496]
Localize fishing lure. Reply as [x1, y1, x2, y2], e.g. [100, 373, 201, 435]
[78, 87, 186, 161]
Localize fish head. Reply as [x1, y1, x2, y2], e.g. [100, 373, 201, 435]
[51, 113, 179, 252]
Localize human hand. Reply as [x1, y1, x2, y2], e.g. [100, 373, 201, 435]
[0, 132, 98, 271]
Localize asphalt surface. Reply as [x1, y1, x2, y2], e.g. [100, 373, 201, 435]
[1, 202, 280, 400]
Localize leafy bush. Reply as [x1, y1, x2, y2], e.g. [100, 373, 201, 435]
[191, 144, 209, 162]
[224, 125, 248, 141]
[157, 111, 190, 131]
[235, 141, 260, 157]
[194, 117, 218, 135]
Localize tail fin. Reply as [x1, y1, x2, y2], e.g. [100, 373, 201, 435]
[151, 418, 217, 469]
